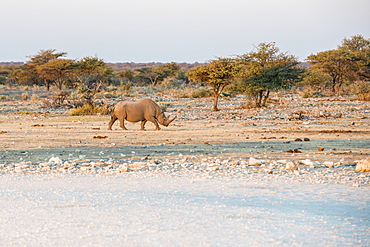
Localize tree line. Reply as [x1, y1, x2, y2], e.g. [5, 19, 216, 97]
[0, 34, 369, 111]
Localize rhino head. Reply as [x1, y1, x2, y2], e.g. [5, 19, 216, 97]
[158, 113, 177, 127]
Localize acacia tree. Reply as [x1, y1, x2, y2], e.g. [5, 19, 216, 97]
[136, 62, 180, 86]
[37, 58, 75, 90]
[338, 35, 370, 81]
[187, 57, 240, 111]
[6, 67, 31, 87]
[74, 57, 113, 105]
[117, 69, 134, 83]
[306, 35, 370, 94]
[235, 42, 304, 107]
[25, 49, 67, 90]
[306, 49, 353, 93]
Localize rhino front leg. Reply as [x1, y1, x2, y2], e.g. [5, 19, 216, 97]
[149, 117, 161, 131]
[107, 116, 117, 130]
[144, 116, 161, 130]
[154, 121, 161, 130]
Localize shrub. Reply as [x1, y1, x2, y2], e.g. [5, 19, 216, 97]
[17, 111, 35, 114]
[179, 94, 189, 98]
[241, 100, 258, 109]
[22, 92, 29, 101]
[0, 95, 9, 101]
[70, 103, 110, 115]
[301, 91, 325, 98]
[191, 88, 212, 98]
[357, 93, 370, 101]
[350, 81, 370, 101]
[31, 94, 38, 101]
[301, 91, 313, 98]
[120, 81, 132, 92]
[52, 91, 71, 105]
[158, 103, 169, 112]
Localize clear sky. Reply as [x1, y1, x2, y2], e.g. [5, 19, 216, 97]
[1, 0, 369, 63]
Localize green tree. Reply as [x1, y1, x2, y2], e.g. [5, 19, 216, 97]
[299, 69, 331, 92]
[136, 62, 181, 86]
[74, 57, 113, 105]
[25, 49, 67, 90]
[306, 49, 353, 94]
[117, 69, 134, 83]
[37, 58, 75, 90]
[6, 67, 31, 87]
[187, 57, 240, 111]
[338, 35, 370, 81]
[306, 35, 370, 94]
[235, 42, 303, 107]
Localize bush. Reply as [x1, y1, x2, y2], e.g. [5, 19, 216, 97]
[158, 103, 169, 112]
[22, 92, 29, 101]
[31, 94, 38, 101]
[0, 95, 9, 101]
[191, 88, 212, 98]
[301, 91, 325, 98]
[70, 103, 110, 115]
[241, 99, 258, 109]
[120, 81, 132, 92]
[357, 93, 370, 101]
[349, 81, 370, 101]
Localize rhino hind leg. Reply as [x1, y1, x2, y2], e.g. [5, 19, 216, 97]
[140, 120, 147, 131]
[107, 116, 118, 130]
[119, 117, 128, 130]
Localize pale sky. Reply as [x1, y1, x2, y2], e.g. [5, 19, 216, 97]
[1, 0, 369, 63]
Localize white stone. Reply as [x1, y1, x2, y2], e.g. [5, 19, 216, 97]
[285, 161, 298, 170]
[49, 157, 62, 164]
[356, 157, 370, 172]
[300, 159, 318, 168]
[323, 161, 334, 168]
[249, 157, 265, 166]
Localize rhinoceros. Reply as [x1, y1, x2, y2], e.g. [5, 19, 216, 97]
[107, 98, 176, 131]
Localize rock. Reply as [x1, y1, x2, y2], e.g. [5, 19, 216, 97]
[323, 161, 334, 168]
[284, 149, 301, 153]
[118, 165, 129, 173]
[129, 162, 147, 169]
[49, 157, 63, 164]
[300, 159, 318, 168]
[303, 138, 310, 141]
[355, 157, 370, 172]
[93, 136, 108, 139]
[294, 138, 302, 142]
[285, 161, 298, 170]
[249, 157, 265, 166]
[318, 147, 325, 151]
[276, 160, 288, 165]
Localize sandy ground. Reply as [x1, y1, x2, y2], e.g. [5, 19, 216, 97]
[0, 93, 370, 245]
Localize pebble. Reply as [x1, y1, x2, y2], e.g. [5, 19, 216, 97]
[356, 157, 370, 172]
[0, 156, 369, 185]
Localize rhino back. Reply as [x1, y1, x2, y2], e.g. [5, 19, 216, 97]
[113, 99, 161, 122]
[112, 101, 129, 117]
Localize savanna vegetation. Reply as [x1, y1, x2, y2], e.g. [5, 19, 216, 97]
[0, 35, 369, 113]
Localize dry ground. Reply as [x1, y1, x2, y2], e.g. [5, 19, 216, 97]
[1, 91, 370, 246]
[0, 93, 369, 164]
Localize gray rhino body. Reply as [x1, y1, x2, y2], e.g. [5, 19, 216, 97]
[107, 98, 176, 131]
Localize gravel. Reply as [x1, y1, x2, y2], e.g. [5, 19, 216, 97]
[1, 172, 369, 246]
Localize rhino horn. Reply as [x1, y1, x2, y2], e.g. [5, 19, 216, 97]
[164, 115, 177, 126]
